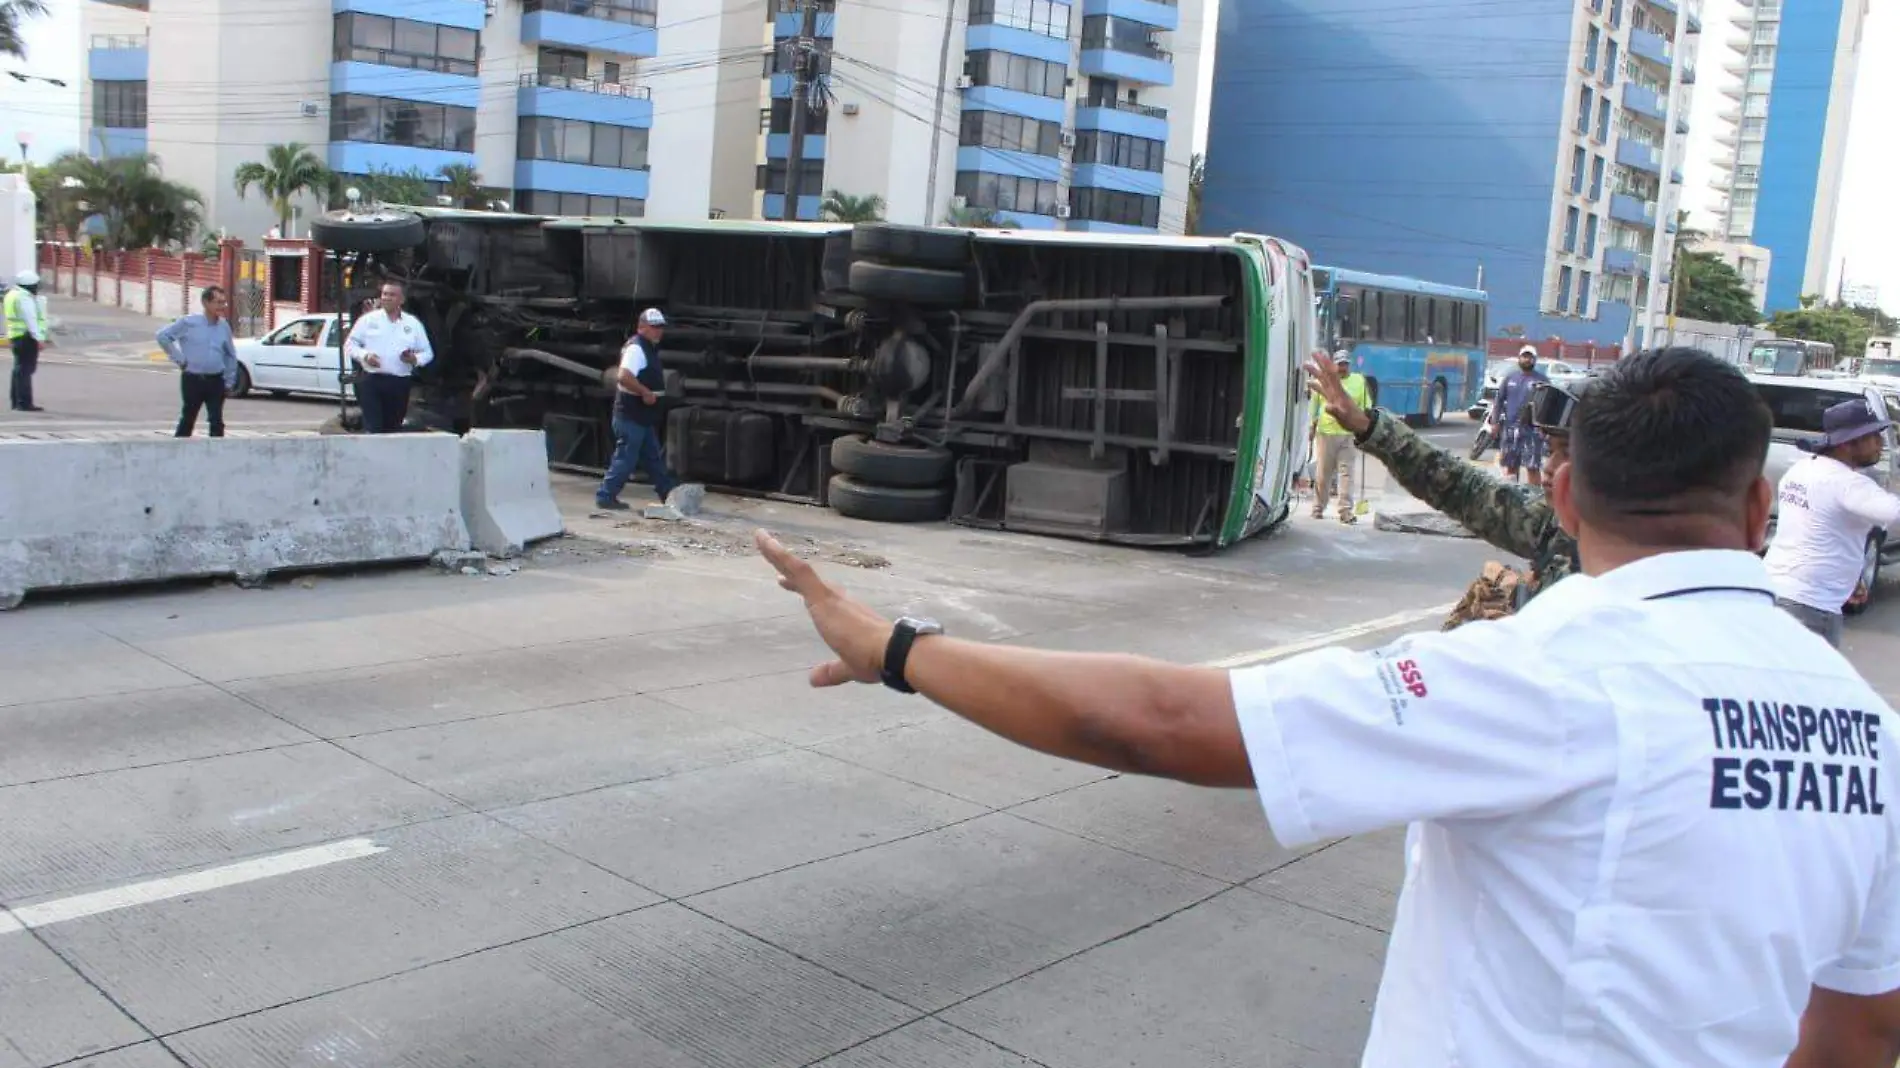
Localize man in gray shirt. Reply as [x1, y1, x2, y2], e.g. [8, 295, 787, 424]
[156, 286, 240, 438]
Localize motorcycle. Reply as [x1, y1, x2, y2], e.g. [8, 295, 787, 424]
[1469, 397, 1497, 460]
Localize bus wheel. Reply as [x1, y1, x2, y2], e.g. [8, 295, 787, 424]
[828, 475, 953, 523]
[1425, 380, 1447, 427]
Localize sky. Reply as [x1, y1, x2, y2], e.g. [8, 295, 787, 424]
[5, 0, 1893, 315]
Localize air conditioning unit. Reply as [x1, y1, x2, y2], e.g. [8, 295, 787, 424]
[1055, 205, 1072, 219]
[955, 75, 974, 89]
[841, 102, 860, 115]
[1060, 130, 1075, 147]
[299, 101, 319, 118]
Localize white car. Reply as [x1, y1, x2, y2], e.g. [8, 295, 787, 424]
[232, 314, 353, 399]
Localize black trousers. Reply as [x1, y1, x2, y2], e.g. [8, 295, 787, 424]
[176, 372, 227, 437]
[8, 335, 38, 409]
[357, 372, 412, 434]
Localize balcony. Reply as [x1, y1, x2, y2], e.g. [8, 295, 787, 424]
[1079, 37, 1173, 86]
[761, 193, 821, 221]
[1604, 248, 1640, 275]
[522, 0, 658, 58]
[1610, 192, 1658, 226]
[331, 60, 479, 108]
[517, 71, 653, 127]
[1081, 0, 1180, 32]
[766, 133, 826, 159]
[513, 159, 649, 201]
[87, 34, 147, 81]
[1073, 97, 1168, 140]
[1630, 27, 1672, 68]
[328, 141, 472, 180]
[1070, 161, 1164, 197]
[1622, 81, 1666, 120]
[1616, 138, 1661, 174]
[88, 127, 146, 158]
[965, 22, 1073, 65]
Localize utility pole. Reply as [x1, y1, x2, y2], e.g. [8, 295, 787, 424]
[1636, 12, 1693, 354]
[779, 0, 822, 221]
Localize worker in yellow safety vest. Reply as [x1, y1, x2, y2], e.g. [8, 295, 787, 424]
[5, 270, 49, 412]
[1307, 348, 1372, 523]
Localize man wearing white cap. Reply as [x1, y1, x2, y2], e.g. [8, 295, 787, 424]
[1306, 348, 1370, 523]
[5, 271, 49, 412]
[597, 307, 681, 512]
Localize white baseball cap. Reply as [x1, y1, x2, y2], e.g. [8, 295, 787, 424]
[640, 308, 666, 327]
[14, 270, 39, 287]
[1332, 348, 1351, 364]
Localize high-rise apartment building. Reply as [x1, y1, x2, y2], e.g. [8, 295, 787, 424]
[79, 0, 1202, 241]
[758, 0, 1201, 232]
[1201, 0, 1701, 347]
[1707, 0, 1868, 313]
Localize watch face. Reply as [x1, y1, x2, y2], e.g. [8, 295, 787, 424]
[898, 616, 944, 635]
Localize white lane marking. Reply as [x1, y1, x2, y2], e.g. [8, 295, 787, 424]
[0, 838, 385, 935]
[1200, 602, 1456, 669]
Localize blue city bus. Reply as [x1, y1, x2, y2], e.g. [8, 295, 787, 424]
[1312, 266, 1489, 426]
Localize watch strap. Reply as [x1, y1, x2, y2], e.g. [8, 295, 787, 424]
[881, 618, 941, 694]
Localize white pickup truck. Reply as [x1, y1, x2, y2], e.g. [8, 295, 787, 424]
[1754, 373, 1900, 614]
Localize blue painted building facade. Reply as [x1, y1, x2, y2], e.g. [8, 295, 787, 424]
[1202, 0, 1694, 344]
[1752, 0, 1843, 313]
[86, 33, 147, 158]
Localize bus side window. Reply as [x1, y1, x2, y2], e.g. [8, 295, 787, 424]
[1360, 291, 1379, 340]
[1336, 294, 1359, 344]
[1380, 290, 1406, 342]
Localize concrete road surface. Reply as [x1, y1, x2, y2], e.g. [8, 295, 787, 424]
[7, 319, 1900, 1067]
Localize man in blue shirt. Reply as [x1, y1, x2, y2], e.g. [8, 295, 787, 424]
[155, 286, 240, 438]
[1490, 344, 1551, 487]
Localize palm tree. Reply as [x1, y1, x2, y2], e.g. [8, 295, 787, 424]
[234, 143, 330, 237]
[437, 163, 498, 210]
[1186, 153, 1205, 235]
[0, 0, 49, 60]
[820, 189, 885, 223]
[943, 204, 1018, 229]
[50, 151, 204, 250]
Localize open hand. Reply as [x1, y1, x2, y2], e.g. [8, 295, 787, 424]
[1303, 351, 1372, 435]
[755, 529, 891, 687]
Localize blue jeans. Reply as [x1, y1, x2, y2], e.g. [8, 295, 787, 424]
[598, 415, 678, 504]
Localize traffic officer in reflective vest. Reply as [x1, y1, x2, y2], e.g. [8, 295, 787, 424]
[757, 347, 1900, 1067]
[5, 271, 48, 412]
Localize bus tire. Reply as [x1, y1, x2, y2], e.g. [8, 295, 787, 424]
[310, 209, 425, 254]
[827, 474, 953, 523]
[851, 224, 971, 269]
[830, 434, 954, 488]
[1424, 379, 1448, 427]
[848, 261, 966, 305]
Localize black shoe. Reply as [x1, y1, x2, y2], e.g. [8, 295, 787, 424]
[595, 498, 631, 511]
[17, 405, 42, 412]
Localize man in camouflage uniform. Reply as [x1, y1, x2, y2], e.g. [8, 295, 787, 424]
[1303, 352, 1580, 629]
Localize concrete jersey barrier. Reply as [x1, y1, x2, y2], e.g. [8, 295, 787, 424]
[460, 429, 565, 557]
[0, 433, 472, 608]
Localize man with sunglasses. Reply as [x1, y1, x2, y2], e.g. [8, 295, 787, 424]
[1304, 352, 1582, 627]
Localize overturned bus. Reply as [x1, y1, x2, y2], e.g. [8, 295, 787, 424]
[310, 206, 1317, 549]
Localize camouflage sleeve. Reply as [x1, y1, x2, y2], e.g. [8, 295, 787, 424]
[1357, 411, 1555, 560]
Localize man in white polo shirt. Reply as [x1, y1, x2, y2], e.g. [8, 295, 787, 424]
[756, 347, 1900, 1066]
[1763, 397, 1900, 648]
[342, 280, 434, 434]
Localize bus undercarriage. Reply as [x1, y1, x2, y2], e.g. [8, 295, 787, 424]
[316, 209, 1306, 548]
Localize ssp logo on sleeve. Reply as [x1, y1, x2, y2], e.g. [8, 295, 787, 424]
[1370, 642, 1431, 723]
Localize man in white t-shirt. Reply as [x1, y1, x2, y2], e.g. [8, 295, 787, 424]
[1763, 397, 1900, 648]
[342, 280, 434, 434]
[755, 347, 1900, 1067]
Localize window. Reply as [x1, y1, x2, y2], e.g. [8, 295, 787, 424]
[333, 13, 479, 76]
[523, 0, 658, 27]
[759, 159, 826, 194]
[1080, 15, 1164, 56]
[1068, 186, 1160, 228]
[1072, 130, 1164, 171]
[966, 51, 1066, 98]
[1557, 266, 1574, 313]
[956, 170, 1060, 216]
[959, 109, 1062, 157]
[1604, 40, 1618, 83]
[968, 0, 1071, 37]
[1563, 206, 1580, 253]
[1571, 146, 1586, 194]
[330, 94, 475, 151]
[538, 46, 588, 79]
[1335, 290, 1361, 342]
[768, 97, 829, 135]
[1427, 298, 1451, 343]
[93, 80, 146, 128]
[1744, 92, 1769, 118]
[1596, 97, 1611, 141]
[518, 117, 649, 170]
[1609, 0, 1623, 26]
[1584, 25, 1600, 72]
[1577, 270, 1592, 310]
[1377, 288, 1406, 341]
[515, 190, 645, 217]
[1359, 291, 1380, 340]
[1576, 85, 1593, 134]
[1589, 154, 1605, 199]
[1410, 297, 1433, 343]
[1454, 300, 1484, 347]
[1584, 213, 1599, 256]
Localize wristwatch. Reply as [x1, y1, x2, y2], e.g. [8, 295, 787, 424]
[881, 616, 944, 694]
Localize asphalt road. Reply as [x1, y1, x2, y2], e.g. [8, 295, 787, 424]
[7, 335, 1900, 1068]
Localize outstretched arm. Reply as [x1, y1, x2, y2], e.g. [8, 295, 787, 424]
[1304, 353, 1553, 559]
